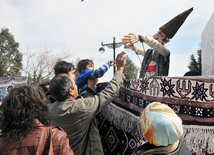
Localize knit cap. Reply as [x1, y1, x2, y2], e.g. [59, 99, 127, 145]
[139, 102, 183, 146]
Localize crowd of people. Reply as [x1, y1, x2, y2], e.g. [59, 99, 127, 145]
[0, 7, 196, 155]
[0, 52, 129, 154]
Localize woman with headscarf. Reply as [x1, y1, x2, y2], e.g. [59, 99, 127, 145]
[135, 102, 192, 155]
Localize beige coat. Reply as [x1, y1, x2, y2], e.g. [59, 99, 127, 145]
[51, 71, 125, 155]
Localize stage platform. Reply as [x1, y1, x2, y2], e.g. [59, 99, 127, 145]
[97, 76, 214, 155]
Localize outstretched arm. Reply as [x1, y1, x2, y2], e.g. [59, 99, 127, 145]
[139, 34, 170, 57]
[122, 33, 170, 57]
[89, 62, 111, 78]
[79, 52, 127, 117]
[122, 33, 147, 56]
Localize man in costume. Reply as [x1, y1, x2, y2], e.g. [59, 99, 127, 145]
[122, 7, 193, 78]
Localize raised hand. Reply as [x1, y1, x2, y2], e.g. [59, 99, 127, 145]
[116, 51, 127, 73]
[122, 33, 139, 46]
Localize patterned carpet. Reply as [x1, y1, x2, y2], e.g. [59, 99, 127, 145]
[1, 76, 213, 154]
[98, 76, 214, 155]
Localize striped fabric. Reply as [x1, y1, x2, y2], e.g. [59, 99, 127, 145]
[139, 102, 183, 146]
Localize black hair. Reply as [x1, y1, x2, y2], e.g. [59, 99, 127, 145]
[7, 85, 13, 92]
[38, 81, 56, 103]
[38, 81, 50, 93]
[54, 61, 74, 75]
[77, 59, 93, 73]
[49, 74, 74, 102]
[184, 70, 201, 76]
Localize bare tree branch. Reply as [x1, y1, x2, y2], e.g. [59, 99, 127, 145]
[22, 48, 71, 84]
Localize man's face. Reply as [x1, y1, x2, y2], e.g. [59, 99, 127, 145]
[153, 32, 169, 45]
[85, 62, 94, 70]
[69, 77, 79, 99]
[67, 68, 76, 80]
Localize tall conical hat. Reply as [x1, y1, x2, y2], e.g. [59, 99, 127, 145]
[159, 7, 193, 39]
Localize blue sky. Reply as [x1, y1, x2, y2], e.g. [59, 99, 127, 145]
[0, 0, 213, 82]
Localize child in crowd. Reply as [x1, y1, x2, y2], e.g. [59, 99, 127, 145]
[76, 59, 114, 95]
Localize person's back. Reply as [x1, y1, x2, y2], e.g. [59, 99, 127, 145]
[0, 85, 74, 155]
[0, 120, 73, 155]
[76, 59, 114, 95]
[51, 98, 103, 154]
[50, 52, 127, 155]
[50, 71, 125, 155]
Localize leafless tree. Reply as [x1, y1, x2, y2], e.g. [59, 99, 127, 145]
[22, 47, 71, 84]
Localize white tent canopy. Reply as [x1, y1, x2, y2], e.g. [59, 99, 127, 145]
[201, 12, 214, 76]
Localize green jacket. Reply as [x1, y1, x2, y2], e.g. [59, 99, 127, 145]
[51, 72, 125, 155]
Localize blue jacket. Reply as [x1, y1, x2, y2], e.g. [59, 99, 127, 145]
[76, 63, 110, 95]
